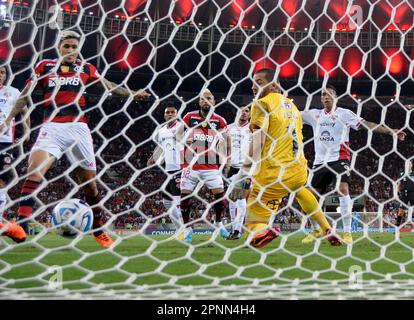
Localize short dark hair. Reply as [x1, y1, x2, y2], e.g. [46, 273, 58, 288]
[165, 104, 177, 110]
[325, 84, 337, 95]
[254, 68, 275, 83]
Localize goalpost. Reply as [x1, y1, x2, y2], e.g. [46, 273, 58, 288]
[1, 0, 414, 299]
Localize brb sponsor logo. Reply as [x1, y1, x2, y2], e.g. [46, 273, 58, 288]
[193, 132, 214, 143]
[320, 130, 334, 142]
[49, 76, 81, 87]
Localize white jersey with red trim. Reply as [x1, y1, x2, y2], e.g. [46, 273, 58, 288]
[228, 121, 251, 168]
[156, 121, 183, 172]
[0, 86, 20, 143]
[301, 107, 364, 165]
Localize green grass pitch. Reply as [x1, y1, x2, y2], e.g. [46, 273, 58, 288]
[1, 232, 414, 298]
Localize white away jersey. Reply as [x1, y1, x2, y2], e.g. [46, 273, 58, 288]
[0, 86, 20, 143]
[228, 121, 252, 168]
[301, 107, 364, 165]
[156, 121, 183, 172]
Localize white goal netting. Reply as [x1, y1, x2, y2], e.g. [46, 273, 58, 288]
[0, 0, 414, 300]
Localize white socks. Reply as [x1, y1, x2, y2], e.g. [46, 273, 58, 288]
[229, 198, 247, 233]
[163, 196, 183, 230]
[229, 201, 237, 231]
[339, 195, 353, 233]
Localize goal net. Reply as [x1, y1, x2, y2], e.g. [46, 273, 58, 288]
[1, 0, 414, 300]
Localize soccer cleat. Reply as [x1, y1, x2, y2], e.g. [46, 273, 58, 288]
[326, 228, 342, 246]
[94, 232, 113, 248]
[214, 221, 230, 239]
[219, 226, 230, 239]
[342, 232, 353, 245]
[250, 226, 281, 248]
[0, 223, 27, 243]
[301, 229, 323, 244]
[226, 230, 242, 240]
[183, 227, 193, 244]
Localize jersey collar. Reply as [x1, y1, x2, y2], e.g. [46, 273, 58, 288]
[167, 120, 177, 129]
[323, 106, 337, 115]
[238, 120, 249, 128]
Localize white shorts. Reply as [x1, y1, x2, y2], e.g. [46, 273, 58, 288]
[180, 168, 224, 191]
[32, 122, 96, 171]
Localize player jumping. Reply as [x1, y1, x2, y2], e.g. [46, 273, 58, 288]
[0, 30, 150, 246]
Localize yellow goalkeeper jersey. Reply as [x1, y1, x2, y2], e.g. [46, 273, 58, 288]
[250, 92, 307, 174]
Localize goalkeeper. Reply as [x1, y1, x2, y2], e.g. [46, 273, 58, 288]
[231, 68, 342, 248]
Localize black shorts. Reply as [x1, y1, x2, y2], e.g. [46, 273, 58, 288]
[227, 166, 251, 190]
[399, 192, 414, 207]
[227, 166, 240, 178]
[311, 160, 351, 194]
[163, 170, 181, 199]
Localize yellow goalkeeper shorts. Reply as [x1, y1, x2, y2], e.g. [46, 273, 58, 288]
[246, 163, 308, 225]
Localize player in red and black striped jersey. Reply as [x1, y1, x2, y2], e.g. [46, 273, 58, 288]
[0, 30, 150, 246]
[178, 89, 231, 243]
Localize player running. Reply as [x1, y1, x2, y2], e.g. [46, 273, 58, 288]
[0, 30, 150, 246]
[147, 105, 184, 237]
[0, 64, 30, 231]
[226, 106, 251, 240]
[301, 85, 406, 244]
[178, 89, 231, 243]
[231, 68, 342, 248]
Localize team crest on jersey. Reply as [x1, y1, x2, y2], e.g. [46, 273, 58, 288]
[3, 156, 11, 164]
[201, 122, 208, 128]
[282, 101, 292, 109]
[60, 65, 69, 73]
[73, 65, 84, 72]
[266, 199, 279, 210]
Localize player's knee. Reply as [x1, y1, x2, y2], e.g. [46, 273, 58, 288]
[26, 171, 43, 182]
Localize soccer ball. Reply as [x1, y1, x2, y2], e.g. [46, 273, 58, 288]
[52, 199, 94, 238]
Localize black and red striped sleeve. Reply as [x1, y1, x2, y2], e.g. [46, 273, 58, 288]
[182, 113, 191, 127]
[86, 63, 100, 83]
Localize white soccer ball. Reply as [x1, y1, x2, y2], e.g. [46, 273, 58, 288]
[52, 199, 94, 237]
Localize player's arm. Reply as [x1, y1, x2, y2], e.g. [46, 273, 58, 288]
[222, 129, 231, 174]
[99, 78, 150, 100]
[0, 84, 31, 134]
[300, 110, 312, 126]
[21, 105, 31, 143]
[362, 121, 406, 141]
[244, 126, 266, 171]
[147, 145, 163, 166]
